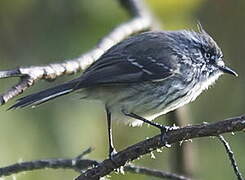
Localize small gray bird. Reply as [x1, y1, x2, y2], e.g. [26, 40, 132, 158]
[10, 27, 237, 158]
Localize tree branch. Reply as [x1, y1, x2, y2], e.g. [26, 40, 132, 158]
[0, 0, 153, 105]
[0, 149, 189, 180]
[0, 147, 96, 177]
[76, 115, 245, 180]
[218, 135, 244, 180]
[125, 165, 191, 180]
[0, 116, 243, 179]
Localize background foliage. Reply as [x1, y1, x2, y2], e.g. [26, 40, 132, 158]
[0, 0, 244, 179]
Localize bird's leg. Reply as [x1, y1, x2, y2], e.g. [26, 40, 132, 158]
[123, 112, 172, 147]
[106, 107, 117, 159]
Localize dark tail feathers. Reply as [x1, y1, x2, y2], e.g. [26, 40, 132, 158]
[9, 79, 80, 110]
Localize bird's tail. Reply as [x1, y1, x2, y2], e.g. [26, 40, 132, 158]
[9, 79, 80, 110]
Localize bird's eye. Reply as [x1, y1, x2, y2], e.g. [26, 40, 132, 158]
[204, 52, 211, 59]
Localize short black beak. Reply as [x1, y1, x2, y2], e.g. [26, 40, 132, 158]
[219, 66, 238, 77]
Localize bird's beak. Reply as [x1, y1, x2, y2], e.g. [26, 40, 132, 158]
[217, 60, 238, 77]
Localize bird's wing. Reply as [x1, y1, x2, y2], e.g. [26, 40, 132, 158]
[76, 31, 178, 88]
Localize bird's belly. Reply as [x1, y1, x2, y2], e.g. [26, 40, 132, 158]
[86, 74, 219, 127]
[104, 80, 193, 126]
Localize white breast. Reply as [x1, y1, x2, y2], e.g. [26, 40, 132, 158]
[104, 72, 223, 127]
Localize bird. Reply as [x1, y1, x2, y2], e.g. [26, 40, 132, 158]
[9, 26, 238, 158]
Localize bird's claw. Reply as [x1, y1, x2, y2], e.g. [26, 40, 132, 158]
[159, 125, 172, 147]
[109, 147, 118, 160]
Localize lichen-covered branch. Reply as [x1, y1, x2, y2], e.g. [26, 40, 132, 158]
[0, 0, 153, 105]
[76, 115, 245, 180]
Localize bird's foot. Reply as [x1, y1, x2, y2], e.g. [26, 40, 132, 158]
[158, 125, 172, 147]
[109, 147, 118, 160]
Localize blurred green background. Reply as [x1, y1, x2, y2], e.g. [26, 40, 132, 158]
[0, 0, 244, 179]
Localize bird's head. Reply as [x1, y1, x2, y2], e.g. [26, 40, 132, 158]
[169, 25, 238, 82]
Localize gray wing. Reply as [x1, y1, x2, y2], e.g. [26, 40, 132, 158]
[9, 31, 178, 109]
[76, 31, 178, 88]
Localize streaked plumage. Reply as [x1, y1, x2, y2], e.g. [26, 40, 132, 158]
[10, 30, 237, 127]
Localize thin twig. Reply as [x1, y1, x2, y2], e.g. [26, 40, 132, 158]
[0, 152, 189, 180]
[76, 115, 245, 180]
[218, 135, 244, 180]
[0, 148, 98, 177]
[125, 164, 191, 180]
[75, 147, 94, 160]
[0, 0, 153, 105]
[0, 159, 98, 177]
